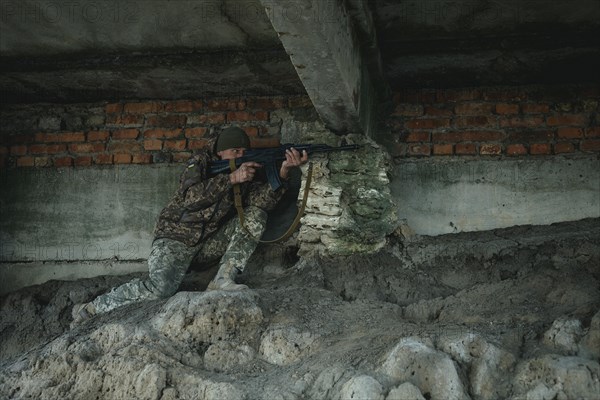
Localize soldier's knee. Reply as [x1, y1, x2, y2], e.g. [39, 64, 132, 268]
[243, 206, 267, 236]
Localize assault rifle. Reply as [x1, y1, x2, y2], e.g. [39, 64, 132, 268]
[208, 143, 360, 190]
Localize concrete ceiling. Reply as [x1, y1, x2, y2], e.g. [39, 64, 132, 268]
[1, 0, 599, 133]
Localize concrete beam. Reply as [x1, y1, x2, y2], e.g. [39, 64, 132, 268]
[260, 0, 386, 137]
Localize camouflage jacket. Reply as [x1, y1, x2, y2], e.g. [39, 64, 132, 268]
[153, 147, 287, 247]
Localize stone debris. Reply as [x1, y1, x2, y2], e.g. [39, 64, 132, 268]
[0, 219, 598, 399]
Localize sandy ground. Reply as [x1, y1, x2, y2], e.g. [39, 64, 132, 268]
[1, 219, 598, 399]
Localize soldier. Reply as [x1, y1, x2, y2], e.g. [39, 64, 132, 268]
[72, 126, 308, 324]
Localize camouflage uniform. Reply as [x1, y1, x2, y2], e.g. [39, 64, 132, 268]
[89, 143, 285, 315]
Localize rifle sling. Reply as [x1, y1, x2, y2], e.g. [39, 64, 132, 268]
[228, 159, 313, 244]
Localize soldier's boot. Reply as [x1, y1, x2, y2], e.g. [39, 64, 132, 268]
[206, 261, 248, 291]
[71, 302, 97, 326]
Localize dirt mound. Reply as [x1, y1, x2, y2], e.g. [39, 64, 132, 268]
[1, 219, 599, 399]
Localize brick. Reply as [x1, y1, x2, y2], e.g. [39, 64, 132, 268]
[506, 144, 527, 156]
[172, 152, 193, 162]
[87, 130, 110, 142]
[105, 103, 123, 114]
[68, 143, 105, 153]
[187, 113, 226, 125]
[530, 143, 551, 155]
[227, 111, 269, 122]
[242, 126, 259, 137]
[17, 156, 35, 167]
[405, 118, 451, 130]
[164, 100, 203, 113]
[546, 114, 587, 126]
[144, 139, 163, 151]
[455, 143, 477, 155]
[403, 132, 430, 142]
[144, 128, 182, 139]
[507, 130, 554, 143]
[106, 114, 144, 126]
[36, 132, 86, 143]
[554, 142, 575, 154]
[408, 144, 431, 156]
[108, 141, 143, 153]
[164, 140, 187, 151]
[557, 127, 583, 139]
[433, 144, 453, 155]
[94, 154, 113, 164]
[112, 129, 140, 140]
[433, 131, 504, 143]
[123, 102, 163, 114]
[521, 103, 550, 114]
[207, 99, 246, 111]
[499, 116, 544, 128]
[188, 139, 210, 150]
[424, 106, 453, 117]
[480, 144, 502, 155]
[7, 134, 34, 145]
[394, 89, 436, 103]
[247, 97, 287, 110]
[495, 103, 519, 114]
[454, 102, 494, 115]
[132, 154, 153, 164]
[10, 145, 27, 155]
[75, 156, 93, 166]
[453, 116, 496, 128]
[34, 157, 51, 167]
[581, 140, 600, 152]
[288, 96, 313, 108]
[54, 156, 73, 167]
[113, 154, 132, 164]
[146, 114, 187, 127]
[30, 144, 67, 154]
[392, 103, 424, 117]
[585, 127, 600, 138]
[250, 137, 281, 148]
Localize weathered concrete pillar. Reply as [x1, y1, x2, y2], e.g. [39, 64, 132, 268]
[260, 0, 386, 137]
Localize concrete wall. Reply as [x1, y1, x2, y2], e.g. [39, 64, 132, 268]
[392, 156, 599, 235]
[2, 155, 598, 295]
[0, 165, 179, 294]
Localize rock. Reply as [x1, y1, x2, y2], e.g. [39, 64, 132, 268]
[579, 310, 600, 360]
[542, 318, 583, 355]
[151, 291, 264, 345]
[204, 341, 255, 372]
[386, 382, 426, 400]
[437, 333, 516, 400]
[296, 132, 398, 257]
[308, 365, 353, 400]
[513, 355, 600, 399]
[170, 371, 245, 400]
[259, 325, 318, 365]
[339, 375, 384, 400]
[380, 337, 468, 400]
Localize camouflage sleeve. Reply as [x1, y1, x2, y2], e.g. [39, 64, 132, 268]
[177, 151, 233, 210]
[247, 181, 287, 211]
[182, 173, 232, 210]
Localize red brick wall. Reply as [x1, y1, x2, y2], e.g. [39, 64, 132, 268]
[387, 85, 600, 158]
[0, 96, 314, 168]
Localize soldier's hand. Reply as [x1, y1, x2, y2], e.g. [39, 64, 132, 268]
[280, 148, 308, 180]
[230, 162, 262, 184]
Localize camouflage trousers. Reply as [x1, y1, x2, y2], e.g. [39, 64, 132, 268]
[91, 206, 267, 314]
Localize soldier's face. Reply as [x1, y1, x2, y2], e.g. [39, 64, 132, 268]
[217, 148, 247, 160]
